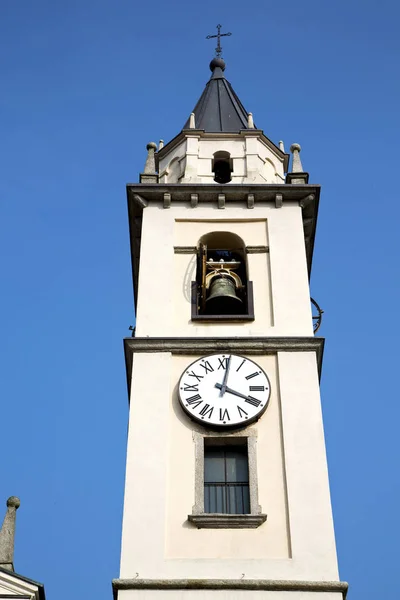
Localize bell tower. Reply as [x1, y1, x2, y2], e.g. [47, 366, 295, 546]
[113, 35, 348, 600]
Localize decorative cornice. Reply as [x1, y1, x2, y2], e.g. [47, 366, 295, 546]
[125, 336, 323, 354]
[123, 337, 325, 396]
[113, 578, 348, 597]
[127, 183, 319, 206]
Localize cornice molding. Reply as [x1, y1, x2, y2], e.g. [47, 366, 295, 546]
[123, 336, 325, 396]
[124, 336, 323, 354]
[113, 577, 348, 597]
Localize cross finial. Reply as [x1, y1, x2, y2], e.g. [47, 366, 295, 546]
[206, 24, 232, 58]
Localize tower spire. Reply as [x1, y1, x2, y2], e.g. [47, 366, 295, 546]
[182, 54, 250, 132]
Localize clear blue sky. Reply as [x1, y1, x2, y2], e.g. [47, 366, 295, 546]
[1, 1, 399, 599]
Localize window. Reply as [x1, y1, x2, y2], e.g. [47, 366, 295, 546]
[188, 433, 267, 529]
[212, 151, 233, 184]
[204, 446, 250, 514]
[191, 231, 254, 321]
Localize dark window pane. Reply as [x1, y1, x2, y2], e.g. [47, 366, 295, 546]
[205, 484, 227, 512]
[226, 451, 249, 482]
[204, 445, 250, 514]
[204, 449, 225, 482]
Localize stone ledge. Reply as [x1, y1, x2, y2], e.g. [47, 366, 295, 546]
[188, 513, 267, 529]
[123, 337, 325, 396]
[124, 336, 324, 355]
[113, 577, 348, 598]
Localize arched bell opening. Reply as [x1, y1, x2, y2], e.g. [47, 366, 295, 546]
[191, 232, 254, 320]
[212, 151, 233, 184]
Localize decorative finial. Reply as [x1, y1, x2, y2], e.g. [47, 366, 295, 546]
[158, 139, 164, 150]
[290, 143, 303, 172]
[209, 57, 226, 72]
[285, 143, 309, 184]
[247, 113, 254, 129]
[139, 142, 158, 183]
[144, 142, 157, 172]
[206, 24, 232, 59]
[189, 113, 196, 129]
[6, 497, 20, 509]
[0, 496, 20, 571]
[279, 140, 285, 152]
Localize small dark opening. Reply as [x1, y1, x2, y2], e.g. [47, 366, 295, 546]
[212, 151, 233, 184]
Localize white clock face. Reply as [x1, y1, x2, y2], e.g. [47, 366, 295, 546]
[178, 354, 271, 428]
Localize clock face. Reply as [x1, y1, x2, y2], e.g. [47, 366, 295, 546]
[178, 354, 271, 428]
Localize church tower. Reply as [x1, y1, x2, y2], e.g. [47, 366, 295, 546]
[113, 32, 348, 600]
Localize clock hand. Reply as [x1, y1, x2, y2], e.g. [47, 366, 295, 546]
[215, 383, 252, 402]
[219, 355, 232, 396]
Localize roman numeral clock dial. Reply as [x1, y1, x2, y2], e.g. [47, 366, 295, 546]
[178, 354, 271, 428]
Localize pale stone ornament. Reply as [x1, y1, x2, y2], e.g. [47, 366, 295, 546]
[178, 353, 271, 428]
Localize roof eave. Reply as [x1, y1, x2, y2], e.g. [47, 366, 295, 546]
[0, 566, 46, 600]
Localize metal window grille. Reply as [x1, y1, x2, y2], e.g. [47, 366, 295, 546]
[204, 482, 250, 514]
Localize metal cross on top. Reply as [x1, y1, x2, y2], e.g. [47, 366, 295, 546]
[206, 24, 232, 58]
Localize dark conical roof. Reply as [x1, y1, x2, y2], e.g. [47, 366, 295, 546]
[183, 58, 251, 133]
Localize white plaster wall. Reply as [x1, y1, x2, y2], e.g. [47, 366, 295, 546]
[159, 139, 187, 183]
[119, 352, 339, 582]
[119, 353, 171, 574]
[278, 352, 339, 579]
[135, 204, 313, 338]
[166, 355, 289, 561]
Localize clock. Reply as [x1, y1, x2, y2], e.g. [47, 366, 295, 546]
[178, 354, 271, 428]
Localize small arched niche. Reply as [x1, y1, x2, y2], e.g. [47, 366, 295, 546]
[212, 151, 233, 184]
[262, 158, 276, 183]
[191, 231, 254, 320]
[167, 156, 182, 183]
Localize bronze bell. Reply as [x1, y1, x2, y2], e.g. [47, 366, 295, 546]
[206, 274, 243, 314]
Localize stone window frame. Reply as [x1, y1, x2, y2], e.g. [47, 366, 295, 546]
[188, 429, 267, 529]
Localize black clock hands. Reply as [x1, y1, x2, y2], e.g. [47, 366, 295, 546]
[219, 355, 232, 396]
[215, 382, 255, 403]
